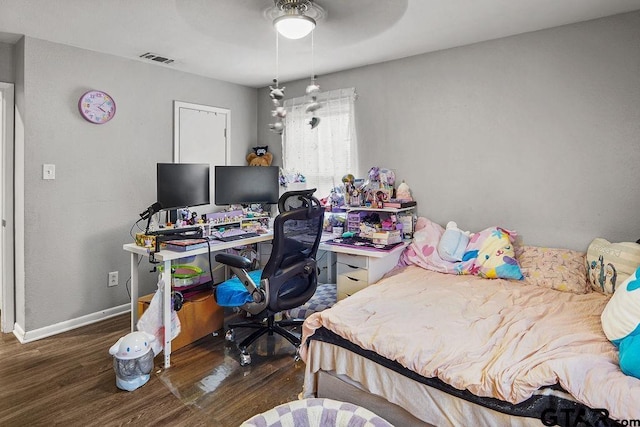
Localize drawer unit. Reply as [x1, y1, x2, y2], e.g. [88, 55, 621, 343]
[338, 274, 369, 300]
[346, 212, 362, 232]
[337, 253, 369, 300]
[337, 253, 368, 269]
[336, 251, 404, 301]
[337, 263, 368, 282]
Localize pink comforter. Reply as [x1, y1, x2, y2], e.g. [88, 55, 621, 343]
[301, 266, 640, 421]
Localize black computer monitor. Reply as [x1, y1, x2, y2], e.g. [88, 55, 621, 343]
[157, 163, 210, 210]
[214, 166, 279, 205]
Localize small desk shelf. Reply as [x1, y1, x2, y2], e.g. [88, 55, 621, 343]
[320, 203, 417, 300]
[343, 206, 415, 214]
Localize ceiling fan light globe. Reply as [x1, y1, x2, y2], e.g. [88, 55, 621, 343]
[274, 14, 316, 39]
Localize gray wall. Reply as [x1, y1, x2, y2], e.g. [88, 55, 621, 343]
[0, 41, 14, 82]
[16, 37, 258, 331]
[259, 11, 640, 251]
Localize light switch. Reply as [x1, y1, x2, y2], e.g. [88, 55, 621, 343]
[43, 164, 55, 180]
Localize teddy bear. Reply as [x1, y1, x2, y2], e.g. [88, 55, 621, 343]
[246, 146, 273, 167]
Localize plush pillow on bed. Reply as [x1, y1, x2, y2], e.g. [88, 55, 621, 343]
[399, 218, 462, 274]
[517, 246, 590, 294]
[437, 221, 470, 262]
[401, 218, 523, 279]
[586, 238, 640, 294]
[601, 265, 640, 379]
[463, 227, 523, 280]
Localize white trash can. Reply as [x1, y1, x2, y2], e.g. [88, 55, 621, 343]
[109, 331, 156, 391]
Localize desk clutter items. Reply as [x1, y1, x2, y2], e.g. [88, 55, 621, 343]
[372, 230, 402, 246]
[279, 169, 307, 190]
[135, 232, 156, 249]
[326, 166, 406, 211]
[109, 331, 156, 391]
[134, 209, 271, 252]
[162, 238, 208, 252]
[320, 166, 418, 251]
[365, 166, 395, 208]
[325, 235, 404, 252]
[205, 210, 270, 233]
[206, 209, 245, 225]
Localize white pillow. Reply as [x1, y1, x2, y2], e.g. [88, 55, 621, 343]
[601, 265, 640, 342]
[437, 221, 470, 262]
[587, 238, 640, 294]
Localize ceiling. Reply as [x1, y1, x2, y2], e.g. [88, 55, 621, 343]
[1, 0, 640, 88]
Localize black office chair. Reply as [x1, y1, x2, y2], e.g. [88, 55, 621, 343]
[214, 189, 325, 365]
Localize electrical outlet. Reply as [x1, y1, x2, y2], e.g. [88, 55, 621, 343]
[42, 164, 56, 180]
[108, 271, 119, 287]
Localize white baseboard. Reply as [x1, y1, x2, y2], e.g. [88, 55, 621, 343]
[12, 304, 130, 343]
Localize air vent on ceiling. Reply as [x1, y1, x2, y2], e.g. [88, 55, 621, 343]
[139, 52, 175, 64]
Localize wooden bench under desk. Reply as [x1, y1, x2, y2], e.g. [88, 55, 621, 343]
[123, 231, 273, 369]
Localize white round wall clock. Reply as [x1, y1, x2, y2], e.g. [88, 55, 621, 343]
[78, 90, 116, 124]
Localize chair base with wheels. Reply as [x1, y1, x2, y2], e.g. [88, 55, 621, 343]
[225, 315, 304, 366]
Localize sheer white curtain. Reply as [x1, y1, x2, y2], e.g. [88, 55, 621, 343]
[282, 87, 358, 199]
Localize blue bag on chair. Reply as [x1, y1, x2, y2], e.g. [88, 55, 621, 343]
[215, 269, 264, 307]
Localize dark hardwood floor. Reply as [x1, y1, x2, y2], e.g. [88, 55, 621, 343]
[0, 313, 306, 426]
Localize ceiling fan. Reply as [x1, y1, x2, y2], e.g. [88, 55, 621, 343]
[269, 0, 325, 39]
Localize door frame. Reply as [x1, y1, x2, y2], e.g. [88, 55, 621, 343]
[1, 82, 15, 333]
[173, 101, 230, 163]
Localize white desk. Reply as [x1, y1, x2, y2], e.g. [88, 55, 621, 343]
[319, 241, 408, 300]
[123, 232, 273, 368]
[123, 231, 406, 368]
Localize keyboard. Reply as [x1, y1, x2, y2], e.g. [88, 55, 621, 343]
[216, 231, 260, 242]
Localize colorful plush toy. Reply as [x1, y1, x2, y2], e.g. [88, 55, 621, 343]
[601, 265, 640, 379]
[246, 146, 273, 166]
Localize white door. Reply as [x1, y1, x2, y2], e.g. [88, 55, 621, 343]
[173, 101, 230, 215]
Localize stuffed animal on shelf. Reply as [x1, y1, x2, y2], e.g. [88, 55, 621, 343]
[396, 180, 413, 201]
[247, 146, 273, 166]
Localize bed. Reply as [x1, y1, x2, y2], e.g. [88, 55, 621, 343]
[299, 218, 640, 426]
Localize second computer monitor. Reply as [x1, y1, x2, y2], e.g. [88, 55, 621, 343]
[214, 166, 279, 206]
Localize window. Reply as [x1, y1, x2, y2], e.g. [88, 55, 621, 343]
[282, 87, 358, 199]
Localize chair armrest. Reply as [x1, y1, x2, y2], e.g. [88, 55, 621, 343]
[215, 253, 253, 270]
